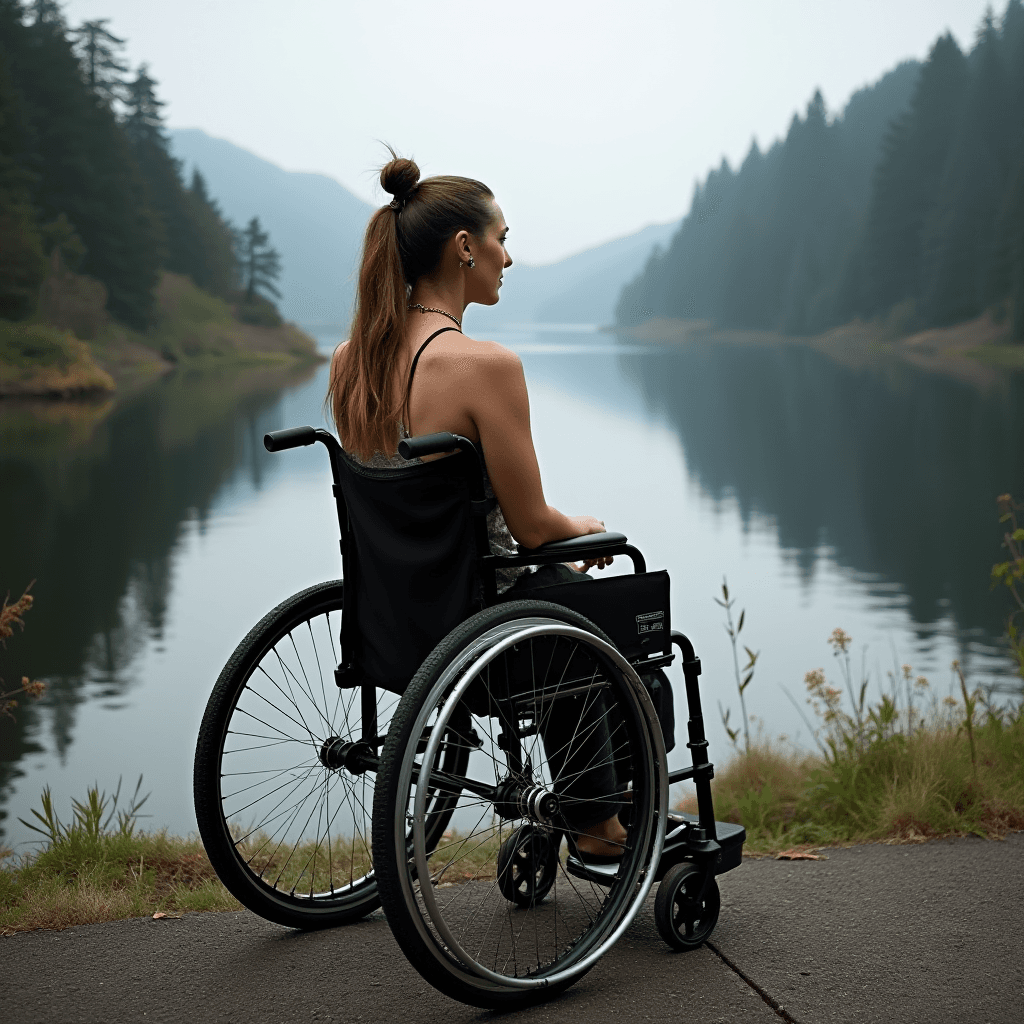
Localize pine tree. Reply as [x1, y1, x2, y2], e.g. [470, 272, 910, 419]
[0, 35, 45, 319]
[26, 0, 62, 27]
[72, 18, 127, 106]
[1, 0, 161, 326]
[237, 216, 281, 303]
[122, 63, 164, 146]
[863, 34, 967, 319]
[183, 169, 237, 297]
[122, 64, 238, 297]
[920, 11, 1010, 325]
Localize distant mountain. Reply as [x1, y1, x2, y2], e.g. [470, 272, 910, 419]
[168, 129, 373, 324]
[168, 129, 677, 331]
[465, 221, 679, 332]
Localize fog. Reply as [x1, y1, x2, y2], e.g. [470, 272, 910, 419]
[59, 0, 991, 264]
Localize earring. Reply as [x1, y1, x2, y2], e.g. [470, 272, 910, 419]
[458, 260, 463, 268]
[468, 255, 475, 269]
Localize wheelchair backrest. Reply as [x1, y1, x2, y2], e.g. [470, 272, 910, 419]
[336, 449, 481, 692]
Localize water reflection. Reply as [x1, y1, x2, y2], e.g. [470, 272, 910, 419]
[0, 362, 319, 833]
[617, 339, 1024, 671]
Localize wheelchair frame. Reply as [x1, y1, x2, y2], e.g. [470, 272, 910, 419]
[265, 426, 744, 893]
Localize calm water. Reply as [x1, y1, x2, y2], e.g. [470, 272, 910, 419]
[1, 328, 1022, 848]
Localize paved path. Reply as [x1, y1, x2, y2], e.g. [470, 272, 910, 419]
[3, 834, 1022, 1024]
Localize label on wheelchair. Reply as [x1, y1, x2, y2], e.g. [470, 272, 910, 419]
[636, 610, 665, 635]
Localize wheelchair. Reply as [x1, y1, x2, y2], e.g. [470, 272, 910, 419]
[194, 424, 745, 1008]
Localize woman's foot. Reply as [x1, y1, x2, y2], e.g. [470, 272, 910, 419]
[575, 814, 628, 859]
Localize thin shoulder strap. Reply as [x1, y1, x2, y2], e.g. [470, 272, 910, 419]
[404, 326, 459, 436]
[408, 326, 459, 389]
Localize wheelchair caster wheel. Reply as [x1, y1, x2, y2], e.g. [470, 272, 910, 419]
[655, 862, 720, 950]
[497, 824, 559, 907]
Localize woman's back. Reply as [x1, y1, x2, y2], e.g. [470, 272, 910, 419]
[327, 152, 607, 556]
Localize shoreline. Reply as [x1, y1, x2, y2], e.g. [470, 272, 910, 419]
[608, 311, 1024, 385]
[0, 273, 326, 403]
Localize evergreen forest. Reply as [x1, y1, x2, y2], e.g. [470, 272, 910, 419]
[0, 1, 282, 341]
[616, 2, 1024, 342]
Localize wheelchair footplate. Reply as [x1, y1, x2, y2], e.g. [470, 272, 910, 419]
[565, 811, 746, 886]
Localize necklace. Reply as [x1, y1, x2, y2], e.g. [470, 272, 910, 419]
[408, 303, 461, 330]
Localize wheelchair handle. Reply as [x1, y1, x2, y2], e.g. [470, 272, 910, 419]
[397, 432, 460, 461]
[264, 426, 318, 452]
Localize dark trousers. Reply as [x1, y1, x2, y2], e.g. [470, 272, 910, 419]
[502, 564, 625, 829]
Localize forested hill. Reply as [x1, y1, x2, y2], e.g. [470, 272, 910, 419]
[169, 130, 372, 325]
[0, 1, 240, 329]
[617, 2, 1024, 342]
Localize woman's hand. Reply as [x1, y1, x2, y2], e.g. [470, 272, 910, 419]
[568, 517, 614, 572]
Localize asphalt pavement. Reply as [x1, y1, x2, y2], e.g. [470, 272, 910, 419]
[3, 833, 1022, 1024]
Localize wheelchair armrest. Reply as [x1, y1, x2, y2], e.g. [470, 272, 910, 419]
[491, 532, 647, 574]
[516, 532, 628, 557]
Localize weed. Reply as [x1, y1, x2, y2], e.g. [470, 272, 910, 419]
[1, 781, 239, 934]
[681, 633, 1024, 854]
[715, 578, 759, 753]
[0, 581, 46, 721]
[992, 493, 1024, 681]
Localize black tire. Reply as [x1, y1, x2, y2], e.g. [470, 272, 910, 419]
[194, 581, 392, 929]
[654, 862, 721, 950]
[496, 825, 560, 907]
[373, 600, 668, 1008]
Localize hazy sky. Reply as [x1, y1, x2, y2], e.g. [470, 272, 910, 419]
[62, 0, 995, 264]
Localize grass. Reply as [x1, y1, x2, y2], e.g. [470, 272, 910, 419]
[0, 321, 115, 397]
[5, 699, 1022, 934]
[0, 830, 239, 934]
[142, 273, 321, 367]
[0, 780, 239, 934]
[1, 272, 323, 400]
[679, 644, 1024, 854]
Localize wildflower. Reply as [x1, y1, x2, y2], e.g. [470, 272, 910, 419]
[828, 627, 852, 654]
[23, 678, 46, 698]
[823, 686, 843, 707]
[942, 696, 958, 708]
[1, 592, 34, 643]
[915, 676, 929, 689]
[804, 668, 826, 692]
[902, 663, 913, 680]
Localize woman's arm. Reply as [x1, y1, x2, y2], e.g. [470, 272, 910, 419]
[465, 343, 605, 550]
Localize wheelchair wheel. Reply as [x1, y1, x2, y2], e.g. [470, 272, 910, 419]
[496, 824, 560, 907]
[373, 599, 668, 1008]
[654, 862, 720, 950]
[194, 581, 393, 928]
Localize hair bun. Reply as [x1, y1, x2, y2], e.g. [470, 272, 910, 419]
[381, 154, 420, 202]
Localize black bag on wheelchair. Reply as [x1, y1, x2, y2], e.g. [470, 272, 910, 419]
[508, 569, 676, 751]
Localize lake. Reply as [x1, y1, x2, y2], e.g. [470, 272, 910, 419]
[1, 327, 1022, 849]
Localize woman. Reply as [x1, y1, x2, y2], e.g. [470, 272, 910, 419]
[327, 153, 626, 859]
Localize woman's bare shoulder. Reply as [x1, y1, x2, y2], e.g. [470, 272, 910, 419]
[432, 332, 521, 379]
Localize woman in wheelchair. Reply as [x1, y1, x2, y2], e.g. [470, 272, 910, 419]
[326, 153, 630, 860]
[195, 149, 739, 1009]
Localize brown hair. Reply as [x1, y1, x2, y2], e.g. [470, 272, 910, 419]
[327, 151, 495, 459]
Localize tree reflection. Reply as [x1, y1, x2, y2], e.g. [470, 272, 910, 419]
[619, 340, 1024, 671]
[0, 362, 317, 833]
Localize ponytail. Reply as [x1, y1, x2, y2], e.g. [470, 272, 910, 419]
[327, 151, 494, 460]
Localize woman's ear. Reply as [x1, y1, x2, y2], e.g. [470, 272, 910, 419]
[454, 229, 472, 262]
